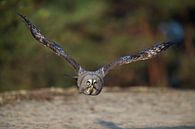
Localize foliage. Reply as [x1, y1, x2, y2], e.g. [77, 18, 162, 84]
[0, 0, 195, 91]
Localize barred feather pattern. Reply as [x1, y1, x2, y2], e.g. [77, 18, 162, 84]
[99, 41, 175, 76]
[17, 13, 81, 71]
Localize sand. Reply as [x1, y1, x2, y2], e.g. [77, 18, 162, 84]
[0, 87, 195, 129]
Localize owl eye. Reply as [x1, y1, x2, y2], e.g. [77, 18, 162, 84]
[86, 79, 92, 86]
[93, 80, 97, 85]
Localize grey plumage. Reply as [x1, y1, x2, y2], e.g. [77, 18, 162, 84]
[98, 41, 174, 76]
[18, 13, 175, 96]
[17, 13, 81, 71]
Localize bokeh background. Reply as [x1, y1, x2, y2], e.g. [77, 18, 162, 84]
[0, 0, 195, 92]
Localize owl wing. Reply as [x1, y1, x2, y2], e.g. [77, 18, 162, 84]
[17, 13, 82, 71]
[98, 41, 175, 77]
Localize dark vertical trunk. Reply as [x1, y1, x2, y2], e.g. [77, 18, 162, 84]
[184, 24, 194, 56]
[138, 13, 169, 87]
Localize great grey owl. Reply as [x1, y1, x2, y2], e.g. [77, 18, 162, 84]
[18, 13, 175, 96]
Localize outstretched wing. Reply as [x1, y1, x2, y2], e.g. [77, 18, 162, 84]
[98, 41, 175, 76]
[17, 13, 82, 71]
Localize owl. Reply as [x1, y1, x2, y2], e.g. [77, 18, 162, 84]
[18, 13, 175, 96]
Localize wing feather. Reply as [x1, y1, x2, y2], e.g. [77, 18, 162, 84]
[17, 13, 81, 71]
[98, 41, 175, 76]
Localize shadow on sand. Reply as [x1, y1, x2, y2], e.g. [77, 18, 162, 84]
[97, 119, 195, 129]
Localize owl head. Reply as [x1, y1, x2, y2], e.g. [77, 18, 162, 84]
[77, 71, 104, 96]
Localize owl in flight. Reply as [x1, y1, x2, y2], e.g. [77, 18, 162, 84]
[18, 13, 175, 96]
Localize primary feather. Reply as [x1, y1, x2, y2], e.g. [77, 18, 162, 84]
[99, 41, 175, 76]
[17, 13, 82, 71]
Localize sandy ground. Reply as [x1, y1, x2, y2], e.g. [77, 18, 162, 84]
[0, 87, 195, 129]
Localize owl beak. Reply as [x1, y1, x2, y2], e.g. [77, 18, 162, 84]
[83, 86, 101, 96]
[87, 85, 94, 95]
[84, 85, 99, 95]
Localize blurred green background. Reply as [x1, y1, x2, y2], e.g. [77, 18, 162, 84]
[0, 0, 195, 92]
